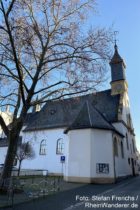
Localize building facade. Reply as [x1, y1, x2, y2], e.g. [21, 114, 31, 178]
[0, 45, 138, 183]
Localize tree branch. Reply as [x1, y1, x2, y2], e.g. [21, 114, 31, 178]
[6, 0, 16, 17]
[13, 87, 21, 119]
[34, 80, 74, 95]
[1, 1, 26, 106]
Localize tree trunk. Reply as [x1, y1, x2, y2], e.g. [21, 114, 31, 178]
[0, 131, 20, 190]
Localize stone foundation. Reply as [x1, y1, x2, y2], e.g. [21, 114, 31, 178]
[64, 176, 115, 184]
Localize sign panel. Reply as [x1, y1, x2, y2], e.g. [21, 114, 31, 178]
[96, 163, 109, 174]
[60, 156, 65, 162]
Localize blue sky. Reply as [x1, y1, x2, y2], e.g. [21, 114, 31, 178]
[89, 0, 140, 150]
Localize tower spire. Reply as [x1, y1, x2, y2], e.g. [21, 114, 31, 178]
[110, 31, 126, 67]
[110, 40, 128, 95]
[114, 31, 119, 48]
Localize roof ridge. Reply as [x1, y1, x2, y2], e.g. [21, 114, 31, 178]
[93, 105, 114, 129]
[86, 101, 92, 127]
[93, 105, 124, 137]
[64, 101, 91, 133]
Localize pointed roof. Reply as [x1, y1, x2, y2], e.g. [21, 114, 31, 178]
[64, 101, 115, 133]
[110, 44, 126, 68]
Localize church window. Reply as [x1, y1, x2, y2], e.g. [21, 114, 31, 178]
[130, 144, 132, 154]
[40, 140, 47, 155]
[113, 137, 118, 157]
[128, 158, 130, 165]
[126, 114, 132, 128]
[56, 138, 64, 154]
[121, 141, 124, 158]
[132, 139, 135, 153]
[126, 133, 129, 150]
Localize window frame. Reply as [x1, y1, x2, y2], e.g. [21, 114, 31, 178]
[126, 133, 129, 150]
[121, 141, 124, 158]
[132, 139, 135, 153]
[56, 138, 64, 155]
[113, 137, 118, 157]
[39, 139, 47, 155]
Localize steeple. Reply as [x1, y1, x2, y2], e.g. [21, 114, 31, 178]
[110, 44, 128, 95]
[110, 44, 126, 82]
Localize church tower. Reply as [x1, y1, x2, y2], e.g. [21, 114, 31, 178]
[110, 44, 128, 95]
[110, 44, 133, 128]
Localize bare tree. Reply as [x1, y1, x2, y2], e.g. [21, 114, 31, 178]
[0, 0, 112, 189]
[16, 142, 35, 176]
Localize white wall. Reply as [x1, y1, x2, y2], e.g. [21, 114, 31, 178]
[0, 147, 7, 164]
[113, 122, 138, 176]
[91, 129, 114, 178]
[65, 129, 115, 182]
[65, 129, 91, 179]
[21, 128, 68, 175]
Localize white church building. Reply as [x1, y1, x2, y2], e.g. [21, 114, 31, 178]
[0, 45, 139, 183]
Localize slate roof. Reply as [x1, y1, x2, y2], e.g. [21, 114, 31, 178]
[110, 45, 126, 82]
[24, 89, 121, 133]
[64, 101, 116, 133]
[23, 112, 39, 126]
[110, 44, 125, 66]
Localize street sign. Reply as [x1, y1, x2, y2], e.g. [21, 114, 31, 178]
[60, 156, 65, 162]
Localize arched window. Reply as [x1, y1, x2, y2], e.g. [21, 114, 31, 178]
[126, 133, 129, 150]
[56, 138, 64, 154]
[113, 137, 118, 157]
[40, 140, 47, 155]
[130, 144, 132, 154]
[132, 139, 135, 153]
[121, 141, 124, 158]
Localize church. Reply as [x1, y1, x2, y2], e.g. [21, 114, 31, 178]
[0, 44, 139, 183]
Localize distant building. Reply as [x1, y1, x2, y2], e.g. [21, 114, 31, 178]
[0, 45, 138, 183]
[0, 106, 12, 137]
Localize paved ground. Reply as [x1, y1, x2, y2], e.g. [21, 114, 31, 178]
[1, 176, 140, 210]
